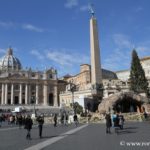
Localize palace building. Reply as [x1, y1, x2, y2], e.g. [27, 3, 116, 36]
[59, 8, 150, 113]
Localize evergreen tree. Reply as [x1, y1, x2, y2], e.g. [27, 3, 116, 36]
[129, 49, 148, 94]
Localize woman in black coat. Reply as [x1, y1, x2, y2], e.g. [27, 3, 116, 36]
[105, 113, 112, 134]
[24, 115, 33, 140]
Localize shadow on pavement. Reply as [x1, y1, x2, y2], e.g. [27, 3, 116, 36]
[117, 126, 138, 135]
[123, 126, 138, 130]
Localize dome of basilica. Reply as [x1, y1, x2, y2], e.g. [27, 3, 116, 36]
[0, 47, 22, 71]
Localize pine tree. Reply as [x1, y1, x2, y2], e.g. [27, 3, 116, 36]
[129, 49, 148, 94]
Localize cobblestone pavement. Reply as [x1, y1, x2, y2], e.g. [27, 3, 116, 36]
[0, 121, 150, 150]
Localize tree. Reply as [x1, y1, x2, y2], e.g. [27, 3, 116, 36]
[73, 102, 83, 114]
[129, 49, 148, 94]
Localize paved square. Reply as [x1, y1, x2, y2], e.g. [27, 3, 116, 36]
[0, 121, 150, 150]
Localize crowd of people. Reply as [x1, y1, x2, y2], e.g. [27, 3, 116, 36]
[0, 112, 79, 140]
[1, 110, 148, 139]
[105, 112, 125, 134]
[24, 113, 79, 140]
[53, 113, 79, 127]
[0, 113, 26, 128]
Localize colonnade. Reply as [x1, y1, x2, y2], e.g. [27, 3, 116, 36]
[0, 83, 58, 106]
[0, 83, 39, 105]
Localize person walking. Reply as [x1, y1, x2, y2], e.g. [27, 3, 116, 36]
[65, 114, 69, 126]
[24, 115, 33, 140]
[53, 114, 57, 127]
[60, 114, 64, 126]
[113, 113, 120, 134]
[105, 113, 112, 134]
[18, 115, 23, 129]
[73, 114, 78, 127]
[36, 115, 44, 138]
[0, 115, 3, 127]
[119, 113, 125, 129]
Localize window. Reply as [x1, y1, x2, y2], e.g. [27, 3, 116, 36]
[31, 85, 35, 91]
[40, 75, 43, 79]
[31, 73, 35, 77]
[14, 85, 19, 90]
[49, 74, 53, 79]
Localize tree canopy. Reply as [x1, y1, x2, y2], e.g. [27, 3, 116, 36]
[129, 49, 148, 94]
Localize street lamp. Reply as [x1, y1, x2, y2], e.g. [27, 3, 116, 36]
[31, 96, 36, 116]
[68, 83, 76, 114]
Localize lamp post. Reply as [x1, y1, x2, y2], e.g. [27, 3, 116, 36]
[68, 83, 76, 114]
[31, 96, 36, 117]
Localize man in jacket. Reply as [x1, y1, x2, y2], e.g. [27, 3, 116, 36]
[36, 115, 44, 138]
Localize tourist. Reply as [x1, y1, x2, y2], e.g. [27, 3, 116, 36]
[64, 113, 69, 126]
[60, 114, 64, 125]
[119, 113, 125, 129]
[0, 115, 3, 127]
[143, 112, 148, 120]
[9, 115, 14, 126]
[73, 114, 78, 127]
[24, 115, 33, 140]
[36, 115, 44, 138]
[112, 112, 120, 134]
[53, 114, 57, 127]
[18, 115, 23, 129]
[105, 113, 112, 134]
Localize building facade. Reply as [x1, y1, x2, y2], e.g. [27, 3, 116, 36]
[0, 48, 59, 108]
[116, 57, 150, 83]
[59, 58, 150, 110]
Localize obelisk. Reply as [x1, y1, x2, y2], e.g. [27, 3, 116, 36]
[90, 7, 102, 86]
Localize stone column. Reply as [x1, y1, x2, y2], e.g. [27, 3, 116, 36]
[36, 84, 39, 104]
[28, 85, 31, 104]
[25, 84, 28, 104]
[19, 84, 22, 104]
[1, 84, 5, 104]
[53, 85, 58, 106]
[4, 84, 8, 104]
[11, 84, 14, 104]
[43, 84, 48, 105]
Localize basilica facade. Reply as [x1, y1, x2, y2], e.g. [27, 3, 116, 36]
[0, 48, 59, 108]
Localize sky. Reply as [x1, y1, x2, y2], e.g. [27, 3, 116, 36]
[0, 0, 150, 77]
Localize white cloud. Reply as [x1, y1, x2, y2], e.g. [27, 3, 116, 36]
[46, 49, 89, 66]
[103, 34, 150, 71]
[64, 0, 78, 9]
[102, 34, 133, 71]
[0, 21, 13, 27]
[135, 7, 143, 13]
[0, 48, 6, 54]
[30, 50, 45, 60]
[30, 48, 89, 76]
[113, 34, 133, 49]
[22, 24, 44, 32]
[102, 48, 131, 71]
[136, 46, 150, 58]
[0, 21, 46, 33]
[0, 21, 15, 28]
[80, 5, 89, 12]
